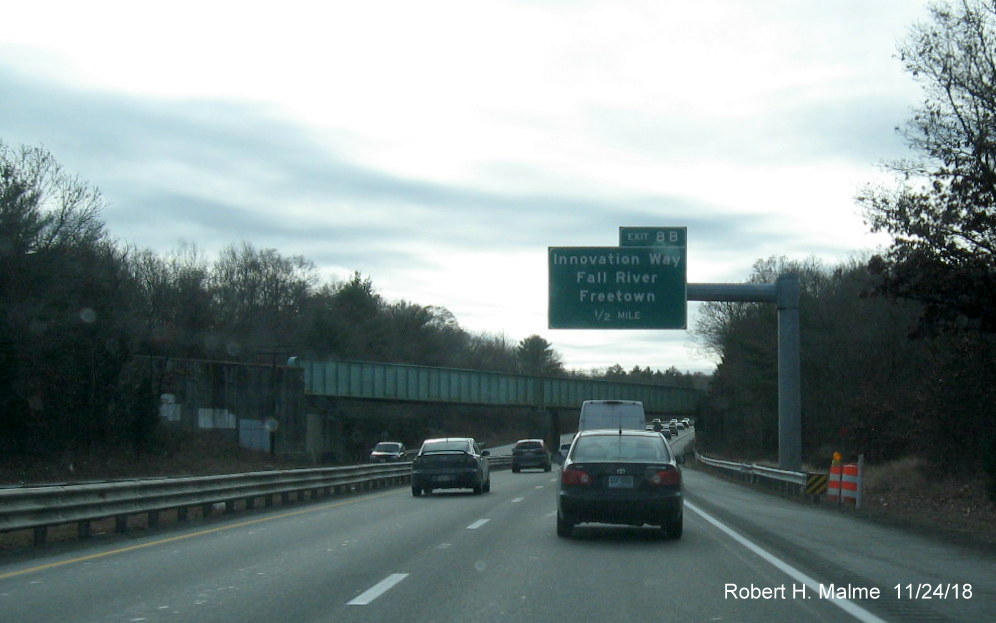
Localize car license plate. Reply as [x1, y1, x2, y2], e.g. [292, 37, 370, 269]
[607, 475, 634, 488]
[434, 475, 454, 482]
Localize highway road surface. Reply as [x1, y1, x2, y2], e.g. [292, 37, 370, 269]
[0, 433, 992, 623]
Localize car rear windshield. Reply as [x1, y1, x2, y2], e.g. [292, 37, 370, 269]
[515, 441, 544, 450]
[374, 442, 401, 452]
[571, 435, 670, 461]
[422, 440, 470, 453]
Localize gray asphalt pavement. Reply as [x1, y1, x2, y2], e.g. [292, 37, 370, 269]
[1, 430, 992, 623]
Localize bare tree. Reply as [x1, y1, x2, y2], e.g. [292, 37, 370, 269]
[860, 0, 996, 333]
[0, 142, 105, 255]
[210, 242, 318, 354]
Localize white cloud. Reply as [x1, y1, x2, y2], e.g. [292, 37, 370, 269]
[0, 0, 933, 372]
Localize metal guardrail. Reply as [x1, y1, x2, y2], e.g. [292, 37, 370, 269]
[694, 451, 814, 496]
[0, 456, 513, 546]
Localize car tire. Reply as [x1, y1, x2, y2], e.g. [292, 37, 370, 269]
[483, 478, 491, 493]
[512, 465, 520, 473]
[665, 516, 683, 540]
[556, 513, 574, 538]
[544, 463, 552, 472]
[411, 486, 422, 496]
[425, 487, 433, 495]
[473, 483, 483, 495]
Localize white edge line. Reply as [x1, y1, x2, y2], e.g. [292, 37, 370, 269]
[347, 573, 409, 606]
[685, 501, 890, 623]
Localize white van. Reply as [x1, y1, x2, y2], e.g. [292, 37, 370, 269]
[578, 400, 646, 431]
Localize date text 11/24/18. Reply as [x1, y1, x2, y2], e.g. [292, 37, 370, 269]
[895, 584, 973, 600]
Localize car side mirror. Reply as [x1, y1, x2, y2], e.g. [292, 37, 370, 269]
[675, 455, 685, 465]
[481, 450, 490, 456]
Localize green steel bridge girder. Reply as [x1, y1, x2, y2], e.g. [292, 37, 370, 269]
[289, 358, 701, 415]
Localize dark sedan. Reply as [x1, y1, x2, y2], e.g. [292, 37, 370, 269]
[411, 437, 491, 496]
[368, 441, 406, 462]
[511, 439, 552, 472]
[557, 428, 683, 539]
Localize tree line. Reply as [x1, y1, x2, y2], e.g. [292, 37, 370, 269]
[693, 256, 994, 470]
[0, 143, 685, 459]
[696, 0, 996, 501]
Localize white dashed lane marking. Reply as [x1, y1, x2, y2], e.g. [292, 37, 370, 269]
[347, 574, 409, 606]
[466, 519, 490, 530]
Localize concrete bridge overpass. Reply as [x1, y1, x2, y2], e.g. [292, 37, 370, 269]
[289, 357, 703, 462]
[148, 356, 702, 464]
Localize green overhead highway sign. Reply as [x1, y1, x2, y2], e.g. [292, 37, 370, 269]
[548, 245, 687, 329]
[619, 226, 686, 247]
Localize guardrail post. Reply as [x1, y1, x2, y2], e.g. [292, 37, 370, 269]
[115, 515, 128, 534]
[78, 519, 91, 539]
[34, 526, 47, 547]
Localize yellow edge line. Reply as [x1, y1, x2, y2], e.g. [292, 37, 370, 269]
[0, 489, 401, 581]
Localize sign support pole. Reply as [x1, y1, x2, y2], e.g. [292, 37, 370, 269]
[687, 275, 801, 471]
[776, 274, 802, 471]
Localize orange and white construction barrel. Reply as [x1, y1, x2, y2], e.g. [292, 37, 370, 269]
[826, 460, 859, 505]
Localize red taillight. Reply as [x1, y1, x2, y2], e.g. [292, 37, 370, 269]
[650, 468, 681, 486]
[561, 467, 593, 486]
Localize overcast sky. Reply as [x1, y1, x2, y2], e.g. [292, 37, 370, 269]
[1, 0, 933, 373]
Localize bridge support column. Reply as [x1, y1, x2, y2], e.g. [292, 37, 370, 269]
[331, 415, 345, 464]
[547, 408, 560, 456]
